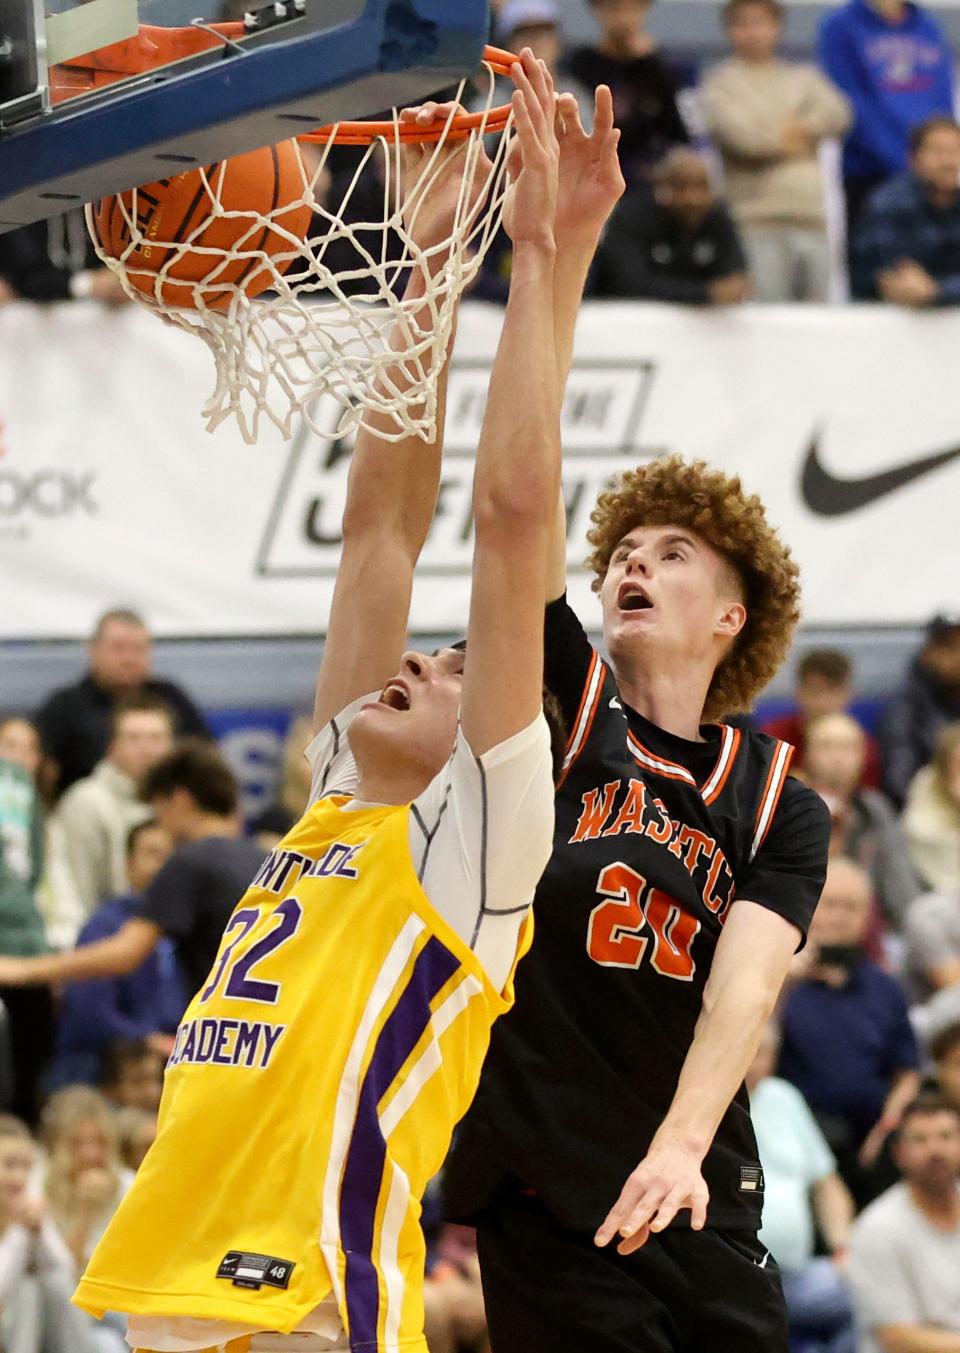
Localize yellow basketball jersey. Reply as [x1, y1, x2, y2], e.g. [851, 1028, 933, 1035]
[75, 794, 531, 1353]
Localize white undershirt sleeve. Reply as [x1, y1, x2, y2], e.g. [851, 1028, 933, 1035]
[304, 704, 555, 993]
[409, 717, 555, 991]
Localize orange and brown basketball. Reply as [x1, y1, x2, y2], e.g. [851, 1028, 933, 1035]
[93, 140, 313, 310]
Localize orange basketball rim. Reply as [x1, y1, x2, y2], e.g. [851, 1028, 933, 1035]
[51, 26, 517, 144]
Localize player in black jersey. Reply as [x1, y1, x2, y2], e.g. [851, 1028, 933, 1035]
[442, 103, 832, 1353]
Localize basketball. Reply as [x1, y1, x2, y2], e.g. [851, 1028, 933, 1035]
[92, 140, 313, 310]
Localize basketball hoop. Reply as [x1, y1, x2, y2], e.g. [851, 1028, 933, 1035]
[82, 40, 518, 444]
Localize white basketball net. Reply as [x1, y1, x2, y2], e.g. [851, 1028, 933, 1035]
[85, 65, 514, 444]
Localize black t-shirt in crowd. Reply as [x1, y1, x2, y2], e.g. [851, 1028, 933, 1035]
[136, 836, 267, 1000]
[445, 597, 830, 1234]
[566, 46, 688, 187]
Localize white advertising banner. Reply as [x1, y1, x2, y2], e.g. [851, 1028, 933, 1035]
[1, 298, 958, 639]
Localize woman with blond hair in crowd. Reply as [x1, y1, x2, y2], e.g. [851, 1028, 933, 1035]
[903, 723, 960, 893]
[0, 1111, 100, 1353]
[40, 1087, 131, 1351]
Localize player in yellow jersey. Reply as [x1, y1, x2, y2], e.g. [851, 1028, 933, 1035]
[62, 52, 569, 1353]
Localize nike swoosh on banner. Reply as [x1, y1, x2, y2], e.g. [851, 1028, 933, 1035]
[800, 433, 960, 516]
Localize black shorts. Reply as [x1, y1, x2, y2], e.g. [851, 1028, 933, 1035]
[475, 1195, 788, 1353]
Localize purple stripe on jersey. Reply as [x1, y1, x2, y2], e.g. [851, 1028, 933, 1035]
[340, 936, 460, 1350]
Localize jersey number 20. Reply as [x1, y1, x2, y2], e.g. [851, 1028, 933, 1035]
[586, 862, 698, 980]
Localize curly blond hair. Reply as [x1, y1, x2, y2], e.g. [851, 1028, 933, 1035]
[586, 456, 801, 720]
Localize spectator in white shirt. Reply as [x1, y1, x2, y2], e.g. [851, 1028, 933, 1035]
[55, 696, 174, 930]
[848, 1095, 960, 1353]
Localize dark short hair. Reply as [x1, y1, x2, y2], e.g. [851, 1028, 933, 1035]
[92, 608, 148, 641]
[909, 116, 960, 155]
[896, 1092, 960, 1138]
[99, 1037, 160, 1087]
[931, 1022, 960, 1064]
[126, 817, 162, 857]
[110, 694, 175, 740]
[723, 0, 783, 23]
[797, 648, 851, 686]
[140, 738, 238, 817]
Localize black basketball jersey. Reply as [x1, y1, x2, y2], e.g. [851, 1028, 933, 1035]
[445, 596, 830, 1233]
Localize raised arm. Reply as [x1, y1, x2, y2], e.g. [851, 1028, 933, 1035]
[547, 87, 624, 602]
[458, 54, 562, 757]
[313, 125, 493, 730]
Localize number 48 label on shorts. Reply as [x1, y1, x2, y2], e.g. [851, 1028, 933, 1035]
[217, 1250, 296, 1290]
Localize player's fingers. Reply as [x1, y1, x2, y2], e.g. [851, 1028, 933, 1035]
[403, 101, 439, 126]
[593, 84, 615, 138]
[594, 1185, 639, 1246]
[648, 1185, 689, 1234]
[510, 88, 537, 163]
[595, 1174, 664, 1246]
[618, 1183, 669, 1240]
[556, 91, 584, 138]
[526, 56, 555, 134]
[616, 1223, 651, 1256]
[511, 69, 546, 156]
[690, 1188, 709, 1232]
[511, 59, 546, 146]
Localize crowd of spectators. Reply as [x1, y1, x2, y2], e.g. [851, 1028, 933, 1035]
[1, 601, 960, 1350]
[2, 1, 960, 1345]
[4, 0, 960, 309]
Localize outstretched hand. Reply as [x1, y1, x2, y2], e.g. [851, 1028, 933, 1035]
[555, 85, 624, 245]
[502, 51, 560, 247]
[595, 1136, 709, 1256]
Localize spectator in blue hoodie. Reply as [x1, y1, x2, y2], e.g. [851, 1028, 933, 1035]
[817, 0, 954, 247]
[851, 116, 960, 302]
[47, 820, 186, 1091]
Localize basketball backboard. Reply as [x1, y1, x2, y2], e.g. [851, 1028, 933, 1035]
[0, 0, 491, 231]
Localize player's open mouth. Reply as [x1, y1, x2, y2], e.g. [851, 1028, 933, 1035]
[617, 583, 653, 613]
[379, 681, 411, 711]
